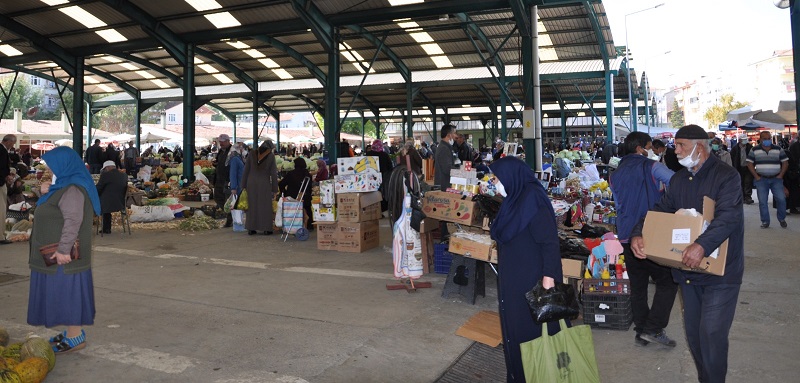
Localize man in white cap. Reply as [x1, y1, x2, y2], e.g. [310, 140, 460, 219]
[96, 160, 128, 234]
[213, 134, 233, 227]
[730, 133, 754, 204]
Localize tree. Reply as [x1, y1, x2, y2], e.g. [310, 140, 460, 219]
[669, 100, 685, 129]
[703, 94, 747, 129]
[0, 75, 43, 119]
[96, 104, 137, 134]
[340, 119, 377, 137]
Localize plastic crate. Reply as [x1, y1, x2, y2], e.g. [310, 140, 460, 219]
[581, 293, 632, 330]
[434, 244, 453, 274]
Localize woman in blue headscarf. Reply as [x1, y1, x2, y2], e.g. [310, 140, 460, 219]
[28, 146, 101, 354]
[489, 157, 563, 382]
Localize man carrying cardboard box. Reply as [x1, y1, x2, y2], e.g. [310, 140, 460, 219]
[630, 124, 744, 383]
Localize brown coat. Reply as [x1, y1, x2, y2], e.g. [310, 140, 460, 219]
[241, 149, 279, 231]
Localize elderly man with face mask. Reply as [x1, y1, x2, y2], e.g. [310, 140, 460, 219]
[630, 124, 744, 383]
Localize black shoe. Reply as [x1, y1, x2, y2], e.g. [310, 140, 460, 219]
[761, 222, 770, 228]
[263, 231, 273, 235]
[745, 199, 755, 205]
[780, 220, 788, 228]
[640, 331, 676, 347]
[635, 333, 649, 347]
[248, 230, 257, 235]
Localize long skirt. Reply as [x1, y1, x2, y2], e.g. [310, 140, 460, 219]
[27, 266, 96, 328]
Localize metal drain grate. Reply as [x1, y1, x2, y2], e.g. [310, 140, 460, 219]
[0, 272, 28, 286]
[435, 342, 506, 383]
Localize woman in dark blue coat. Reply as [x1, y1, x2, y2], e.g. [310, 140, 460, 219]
[489, 157, 563, 382]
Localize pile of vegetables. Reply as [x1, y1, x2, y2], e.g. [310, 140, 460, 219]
[0, 327, 56, 383]
[276, 156, 319, 172]
[556, 150, 591, 162]
[178, 216, 220, 231]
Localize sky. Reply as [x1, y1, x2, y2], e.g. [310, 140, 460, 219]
[603, 0, 793, 90]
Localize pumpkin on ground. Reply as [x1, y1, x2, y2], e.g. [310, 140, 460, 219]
[1, 360, 17, 370]
[18, 339, 54, 373]
[0, 344, 22, 361]
[0, 368, 22, 383]
[12, 357, 48, 383]
[0, 328, 9, 347]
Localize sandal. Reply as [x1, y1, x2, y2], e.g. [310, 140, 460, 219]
[49, 331, 67, 344]
[52, 330, 87, 354]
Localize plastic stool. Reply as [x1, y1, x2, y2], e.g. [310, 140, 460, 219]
[441, 255, 486, 305]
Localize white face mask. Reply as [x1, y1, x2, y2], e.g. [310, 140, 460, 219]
[645, 148, 657, 160]
[51, 174, 57, 185]
[678, 144, 699, 168]
[448, 138, 454, 146]
[494, 180, 508, 197]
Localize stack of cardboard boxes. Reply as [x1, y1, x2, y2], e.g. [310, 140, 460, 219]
[314, 156, 383, 253]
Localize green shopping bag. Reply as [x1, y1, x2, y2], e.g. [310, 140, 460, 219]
[520, 319, 600, 383]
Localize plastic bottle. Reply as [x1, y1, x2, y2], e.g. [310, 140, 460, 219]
[584, 269, 592, 279]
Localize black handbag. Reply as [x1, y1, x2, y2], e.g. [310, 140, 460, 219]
[404, 154, 426, 232]
[524, 280, 580, 323]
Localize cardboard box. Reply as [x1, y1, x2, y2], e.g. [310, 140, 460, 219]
[334, 173, 382, 193]
[312, 204, 337, 222]
[336, 220, 380, 253]
[316, 222, 338, 250]
[336, 191, 382, 222]
[561, 258, 585, 282]
[448, 233, 495, 262]
[641, 197, 728, 276]
[421, 191, 483, 226]
[337, 156, 380, 175]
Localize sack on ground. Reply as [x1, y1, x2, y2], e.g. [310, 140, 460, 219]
[521, 320, 600, 383]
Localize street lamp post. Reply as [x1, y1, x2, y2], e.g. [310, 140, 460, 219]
[625, 3, 665, 133]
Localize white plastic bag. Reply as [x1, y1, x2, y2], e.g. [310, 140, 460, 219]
[274, 197, 284, 227]
[223, 193, 237, 213]
[137, 165, 152, 182]
[195, 171, 210, 185]
[232, 210, 245, 232]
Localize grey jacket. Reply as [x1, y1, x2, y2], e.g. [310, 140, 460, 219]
[434, 140, 456, 189]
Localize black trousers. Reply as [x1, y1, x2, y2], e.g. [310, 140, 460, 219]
[102, 213, 112, 233]
[622, 243, 678, 335]
[736, 166, 753, 201]
[681, 282, 740, 383]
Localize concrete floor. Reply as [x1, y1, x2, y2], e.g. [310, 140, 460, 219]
[1, 198, 798, 383]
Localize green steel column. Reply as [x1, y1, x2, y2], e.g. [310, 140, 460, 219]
[432, 108, 438, 142]
[182, 44, 195, 181]
[529, 5, 541, 170]
[375, 114, 381, 139]
[792, 0, 800, 128]
[520, 6, 533, 166]
[325, 34, 340, 160]
[252, 90, 259, 148]
[275, 113, 280, 148]
[232, 120, 237, 143]
[135, 97, 142, 152]
[85, 100, 91, 150]
[561, 108, 567, 144]
[500, 82, 508, 141]
[361, 115, 366, 149]
[72, 58, 85, 157]
[406, 85, 413, 141]
[491, 105, 498, 144]
[606, 70, 615, 143]
[644, 85, 650, 129]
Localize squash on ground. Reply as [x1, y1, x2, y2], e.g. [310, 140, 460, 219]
[0, 368, 22, 383]
[19, 338, 54, 373]
[12, 357, 48, 383]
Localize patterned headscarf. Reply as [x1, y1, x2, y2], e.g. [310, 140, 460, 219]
[371, 139, 384, 153]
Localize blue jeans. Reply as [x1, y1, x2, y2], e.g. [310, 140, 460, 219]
[754, 177, 786, 223]
[681, 283, 740, 383]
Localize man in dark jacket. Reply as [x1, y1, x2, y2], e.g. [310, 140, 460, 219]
[85, 139, 104, 174]
[96, 160, 129, 234]
[730, 133, 754, 204]
[214, 134, 233, 227]
[1, 134, 17, 244]
[610, 132, 677, 348]
[434, 124, 458, 239]
[631, 125, 744, 383]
